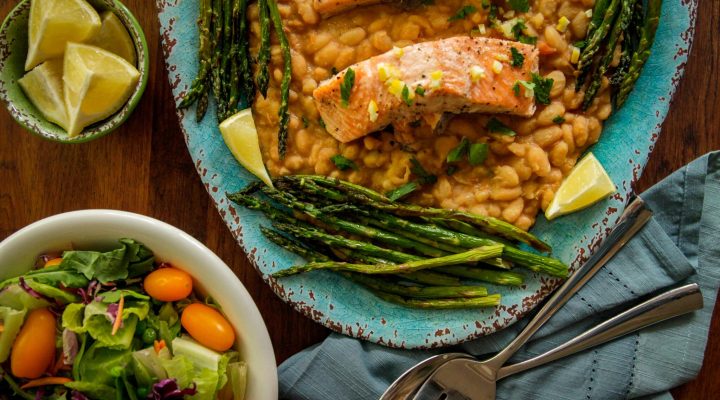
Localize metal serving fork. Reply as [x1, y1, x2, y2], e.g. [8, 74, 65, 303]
[381, 196, 652, 400]
[412, 283, 703, 400]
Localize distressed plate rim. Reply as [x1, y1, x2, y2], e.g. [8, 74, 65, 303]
[157, 0, 698, 349]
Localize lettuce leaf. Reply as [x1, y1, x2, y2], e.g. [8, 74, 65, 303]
[64, 381, 117, 399]
[0, 307, 26, 362]
[0, 266, 89, 291]
[159, 354, 195, 389]
[193, 367, 222, 400]
[227, 361, 248, 400]
[25, 280, 79, 303]
[60, 238, 155, 284]
[0, 284, 49, 310]
[62, 299, 150, 349]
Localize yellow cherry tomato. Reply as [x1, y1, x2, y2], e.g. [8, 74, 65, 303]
[181, 303, 235, 352]
[43, 258, 63, 268]
[143, 266, 193, 302]
[11, 308, 57, 379]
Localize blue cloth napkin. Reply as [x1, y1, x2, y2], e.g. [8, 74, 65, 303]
[278, 152, 720, 400]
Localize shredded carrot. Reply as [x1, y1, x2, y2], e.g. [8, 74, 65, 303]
[20, 377, 72, 389]
[110, 294, 124, 336]
[538, 42, 557, 55]
[154, 339, 166, 353]
[44, 258, 63, 268]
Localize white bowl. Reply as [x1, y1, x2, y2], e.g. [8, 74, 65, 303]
[0, 210, 278, 399]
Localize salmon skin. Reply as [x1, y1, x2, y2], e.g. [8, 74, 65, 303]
[313, 37, 539, 143]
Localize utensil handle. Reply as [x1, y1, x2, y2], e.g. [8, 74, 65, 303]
[489, 197, 653, 368]
[496, 283, 703, 379]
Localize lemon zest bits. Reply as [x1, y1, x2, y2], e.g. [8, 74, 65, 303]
[470, 65, 486, 82]
[393, 46, 404, 58]
[491, 60, 503, 74]
[556, 16, 570, 33]
[429, 70, 443, 89]
[377, 63, 400, 82]
[570, 46, 580, 64]
[368, 100, 378, 122]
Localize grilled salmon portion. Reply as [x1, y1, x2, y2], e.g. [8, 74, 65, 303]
[313, 0, 384, 16]
[313, 37, 539, 143]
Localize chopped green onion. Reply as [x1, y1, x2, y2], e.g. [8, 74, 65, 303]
[340, 68, 356, 108]
[410, 158, 437, 184]
[446, 137, 470, 163]
[469, 143, 489, 166]
[486, 118, 516, 136]
[448, 5, 477, 22]
[386, 182, 419, 201]
[331, 155, 358, 171]
[552, 116, 566, 124]
[510, 47, 524, 67]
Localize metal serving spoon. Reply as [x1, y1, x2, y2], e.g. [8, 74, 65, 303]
[380, 197, 651, 400]
[412, 283, 703, 400]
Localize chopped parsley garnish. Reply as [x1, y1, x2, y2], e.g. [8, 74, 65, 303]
[415, 85, 426, 96]
[486, 117, 516, 136]
[512, 82, 521, 96]
[488, 4, 498, 23]
[446, 165, 459, 176]
[318, 118, 326, 129]
[552, 116, 566, 124]
[340, 68, 356, 108]
[510, 47, 524, 67]
[468, 143, 489, 166]
[446, 137, 470, 163]
[512, 20, 537, 44]
[331, 155, 358, 171]
[410, 158, 437, 184]
[448, 5, 477, 22]
[401, 85, 414, 106]
[481, 0, 491, 9]
[531, 73, 554, 105]
[386, 182, 419, 201]
[508, 0, 530, 12]
[302, 116, 309, 128]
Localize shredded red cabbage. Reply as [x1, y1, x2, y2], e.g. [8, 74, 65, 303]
[18, 277, 43, 299]
[33, 389, 44, 400]
[148, 379, 197, 400]
[76, 280, 101, 304]
[106, 302, 122, 329]
[71, 390, 90, 400]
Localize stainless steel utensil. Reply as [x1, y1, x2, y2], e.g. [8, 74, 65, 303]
[412, 283, 703, 400]
[380, 197, 651, 400]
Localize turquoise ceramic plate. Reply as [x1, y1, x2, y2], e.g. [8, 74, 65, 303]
[158, 0, 696, 349]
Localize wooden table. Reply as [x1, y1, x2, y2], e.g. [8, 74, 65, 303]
[1, 0, 717, 397]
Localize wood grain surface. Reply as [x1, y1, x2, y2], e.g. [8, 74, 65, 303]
[0, 0, 717, 398]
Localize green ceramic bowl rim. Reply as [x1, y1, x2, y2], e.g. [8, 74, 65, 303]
[0, 0, 150, 143]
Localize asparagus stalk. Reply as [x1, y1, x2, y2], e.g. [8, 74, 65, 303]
[196, 89, 209, 123]
[575, 0, 612, 89]
[237, 0, 254, 107]
[330, 248, 463, 286]
[228, 0, 244, 115]
[273, 222, 422, 264]
[218, 0, 233, 119]
[266, 0, 292, 158]
[178, 0, 212, 117]
[582, 0, 636, 110]
[256, 0, 272, 97]
[615, 0, 662, 107]
[260, 187, 450, 257]
[371, 291, 502, 309]
[343, 272, 488, 299]
[272, 245, 504, 277]
[210, 0, 223, 116]
[227, 191, 297, 225]
[261, 227, 330, 262]
[438, 266, 525, 286]
[577, 0, 622, 76]
[279, 175, 552, 252]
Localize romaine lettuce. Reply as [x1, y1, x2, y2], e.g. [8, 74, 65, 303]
[0, 307, 26, 362]
[0, 284, 50, 310]
[60, 238, 154, 284]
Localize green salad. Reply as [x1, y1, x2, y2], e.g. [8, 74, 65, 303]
[0, 239, 247, 399]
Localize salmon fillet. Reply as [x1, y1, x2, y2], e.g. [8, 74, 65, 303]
[313, 37, 540, 143]
[313, 0, 384, 16]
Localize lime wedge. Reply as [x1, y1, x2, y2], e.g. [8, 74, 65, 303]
[87, 11, 137, 66]
[63, 43, 140, 136]
[18, 59, 69, 130]
[26, 0, 101, 71]
[220, 109, 274, 187]
[545, 152, 616, 220]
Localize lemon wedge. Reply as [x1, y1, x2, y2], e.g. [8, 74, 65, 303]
[545, 152, 616, 220]
[18, 59, 69, 130]
[63, 43, 140, 137]
[220, 109, 274, 187]
[26, 0, 101, 71]
[87, 11, 137, 66]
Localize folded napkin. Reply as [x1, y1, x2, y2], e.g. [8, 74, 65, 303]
[279, 152, 720, 400]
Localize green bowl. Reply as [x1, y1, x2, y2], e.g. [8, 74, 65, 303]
[0, 0, 149, 143]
